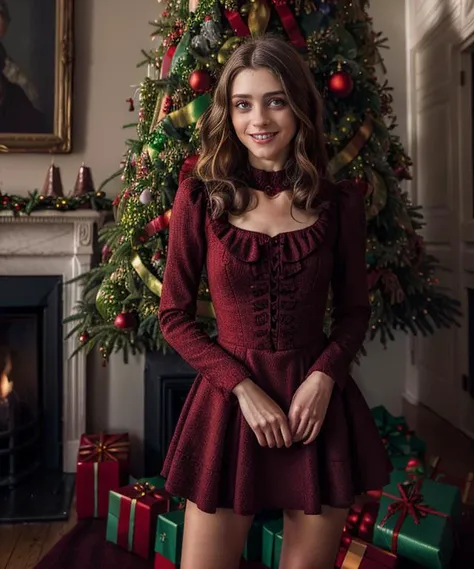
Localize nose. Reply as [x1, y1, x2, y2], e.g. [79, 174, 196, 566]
[251, 105, 270, 127]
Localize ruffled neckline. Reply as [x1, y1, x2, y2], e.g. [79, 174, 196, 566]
[205, 177, 337, 264]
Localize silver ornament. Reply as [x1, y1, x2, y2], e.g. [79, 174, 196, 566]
[191, 35, 211, 56]
[201, 20, 221, 48]
[139, 188, 152, 205]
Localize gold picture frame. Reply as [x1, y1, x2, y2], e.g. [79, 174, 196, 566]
[0, 0, 73, 153]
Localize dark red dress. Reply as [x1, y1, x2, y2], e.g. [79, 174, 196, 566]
[158, 169, 392, 515]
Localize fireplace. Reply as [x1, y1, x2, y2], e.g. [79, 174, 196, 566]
[0, 276, 62, 487]
[0, 209, 102, 522]
[144, 351, 195, 474]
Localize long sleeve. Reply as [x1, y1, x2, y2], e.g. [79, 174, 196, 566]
[305, 182, 371, 390]
[158, 177, 253, 394]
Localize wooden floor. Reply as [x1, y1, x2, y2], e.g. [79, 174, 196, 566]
[0, 402, 473, 569]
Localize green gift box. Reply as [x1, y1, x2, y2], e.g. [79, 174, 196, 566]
[374, 470, 462, 569]
[384, 433, 426, 460]
[371, 406, 409, 437]
[129, 475, 167, 489]
[154, 509, 185, 564]
[243, 517, 264, 561]
[273, 530, 283, 569]
[262, 518, 283, 568]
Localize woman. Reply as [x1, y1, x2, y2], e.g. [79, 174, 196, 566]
[158, 36, 391, 569]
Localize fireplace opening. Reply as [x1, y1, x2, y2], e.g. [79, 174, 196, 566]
[0, 276, 74, 523]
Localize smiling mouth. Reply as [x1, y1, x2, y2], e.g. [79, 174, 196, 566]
[250, 133, 277, 141]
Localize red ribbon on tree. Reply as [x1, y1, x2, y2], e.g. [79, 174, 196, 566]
[380, 479, 449, 553]
[144, 209, 172, 238]
[224, 9, 251, 36]
[271, 0, 306, 49]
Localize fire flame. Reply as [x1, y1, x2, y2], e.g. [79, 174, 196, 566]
[0, 352, 12, 400]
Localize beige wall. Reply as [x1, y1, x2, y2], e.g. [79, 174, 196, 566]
[1, 0, 409, 475]
[355, 0, 409, 416]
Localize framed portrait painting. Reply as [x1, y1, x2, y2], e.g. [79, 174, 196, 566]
[0, 0, 73, 153]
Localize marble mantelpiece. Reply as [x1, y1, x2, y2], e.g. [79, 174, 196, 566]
[0, 210, 104, 472]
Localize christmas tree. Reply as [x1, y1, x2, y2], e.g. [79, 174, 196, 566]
[66, 0, 460, 364]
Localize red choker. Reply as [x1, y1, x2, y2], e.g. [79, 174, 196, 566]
[245, 166, 292, 197]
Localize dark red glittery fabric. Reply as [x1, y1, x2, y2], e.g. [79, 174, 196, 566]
[158, 176, 392, 515]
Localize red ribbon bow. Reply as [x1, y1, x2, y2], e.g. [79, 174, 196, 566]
[78, 433, 129, 463]
[380, 479, 448, 553]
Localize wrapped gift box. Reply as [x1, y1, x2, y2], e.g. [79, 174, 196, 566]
[335, 537, 398, 569]
[272, 529, 283, 569]
[106, 480, 174, 559]
[155, 509, 185, 565]
[261, 518, 283, 568]
[76, 432, 130, 519]
[374, 471, 462, 569]
[383, 432, 426, 460]
[370, 406, 409, 437]
[154, 552, 178, 568]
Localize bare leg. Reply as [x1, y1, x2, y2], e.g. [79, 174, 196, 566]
[180, 500, 254, 569]
[279, 506, 348, 569]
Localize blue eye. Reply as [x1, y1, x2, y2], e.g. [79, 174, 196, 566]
[235, 101, 250, 110]
[269, 98, 286, 107]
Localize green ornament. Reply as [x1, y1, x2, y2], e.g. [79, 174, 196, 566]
[96, 276, 128, 322]
[337, 28, 358, 59]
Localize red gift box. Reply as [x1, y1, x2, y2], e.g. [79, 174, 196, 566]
[109, 482, 175, 559]
[76, 432, 130, 519]
[154, 552, 178, 568]
[335, 537, 398, 569]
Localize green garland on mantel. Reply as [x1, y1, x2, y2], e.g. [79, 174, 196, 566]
[0, 190, 113, 215]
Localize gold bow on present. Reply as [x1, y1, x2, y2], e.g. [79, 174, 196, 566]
[78, 432, 129, 463]
[133, 481, 161, 499]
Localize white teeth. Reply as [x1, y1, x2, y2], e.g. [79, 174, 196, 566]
[252, 134, 275, 140]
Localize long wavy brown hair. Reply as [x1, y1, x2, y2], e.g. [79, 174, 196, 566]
[195, 35, 330, 219]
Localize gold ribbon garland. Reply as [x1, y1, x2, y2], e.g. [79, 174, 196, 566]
[328, 115, 374, 177]
[248, 0, 271, 37]
[132, 253, 216, 318]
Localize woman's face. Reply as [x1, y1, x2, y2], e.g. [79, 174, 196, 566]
[229, 67, 297, 171]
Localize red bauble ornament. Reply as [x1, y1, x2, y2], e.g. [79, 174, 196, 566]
[354, 177, 370, 196]
[394, 164, 412, 180]
[114, 312, 137, 330]
[328, 71, 354, 98]
[407, 458, 421, 468]
[179, 154, 199, 185]
[101, 244, 112, 263]
[189, 70, 212, 93]
[79, 331, 89, 343]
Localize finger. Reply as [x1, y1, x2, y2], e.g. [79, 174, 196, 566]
[263, 425, 277, 448]
[303, 421, 321, 445]
[301, 420, 314, 441]
[280, 419, 293, 448]
[254, 427, 267, 447]
[294, 412, 310, 440]
[271, 422, 285, 448]
[288, 406, 300, 435]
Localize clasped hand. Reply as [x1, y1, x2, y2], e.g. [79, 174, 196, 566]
[233, 372, 334, 448]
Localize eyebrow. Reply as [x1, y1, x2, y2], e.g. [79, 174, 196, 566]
[231, 90, 286, 99]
